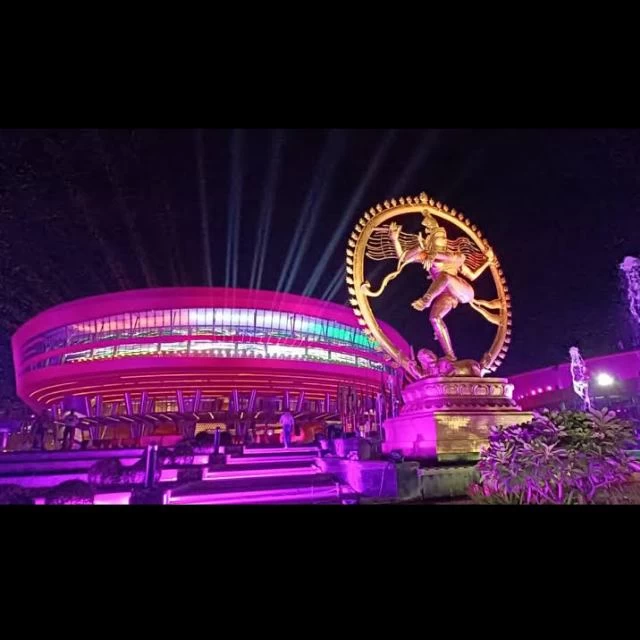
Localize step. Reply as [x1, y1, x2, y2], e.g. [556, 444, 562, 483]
[203, 465, 320, 482]
[242, 446, 319, 456]
[170, 472, 337, 494]
[166, 483, 349, 505]
[0, 457, 143, 475]
[226, 454, 318, 465]
[0, 448, 145, 463]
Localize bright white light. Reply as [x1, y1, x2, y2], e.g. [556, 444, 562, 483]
[596, 372, 615, 387]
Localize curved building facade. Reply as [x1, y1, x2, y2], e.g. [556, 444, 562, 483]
[511, 349, 640, 417]
[12, 288, 408, 425]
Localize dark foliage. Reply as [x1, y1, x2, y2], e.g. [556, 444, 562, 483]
[45, 480, 94, 505]
[470, 408, 637, 505]
[0, 484, 34, 505]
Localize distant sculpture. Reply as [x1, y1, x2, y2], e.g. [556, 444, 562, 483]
[620, 256, 640, 342]
[569, 347, 591, 411]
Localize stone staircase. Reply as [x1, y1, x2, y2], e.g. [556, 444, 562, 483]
[166, 445, 357, 505]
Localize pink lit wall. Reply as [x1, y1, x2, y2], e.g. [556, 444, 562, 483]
[510, 349, 640, 409]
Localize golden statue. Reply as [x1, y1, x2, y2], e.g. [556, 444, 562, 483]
[346, 192, 511, 379]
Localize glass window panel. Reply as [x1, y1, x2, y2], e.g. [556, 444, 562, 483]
[213, 342, 236, 350]
[330, 352, 356, 365]
[261, 310, 273, 333]
[190, 340, 216, 352]
[64, 349, 92, 363]
[92, 346, 115, 359]
[266, 345, 305, 357]
[228, 309, 242, 327]
[159, 342, 188, 353]
[268, 311, 280, 331]
[307, 347, 329, 360]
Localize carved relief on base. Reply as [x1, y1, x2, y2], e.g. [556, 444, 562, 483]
[382, 409, 534, 461]
[382, 374, 531, 460]
[401, 376, 518, 413]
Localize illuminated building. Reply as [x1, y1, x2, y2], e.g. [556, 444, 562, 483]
[11, 288, 408, 445]
[511, 349, 640, 418]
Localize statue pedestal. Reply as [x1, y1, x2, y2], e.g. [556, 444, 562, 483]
[382, 377, 533, 462]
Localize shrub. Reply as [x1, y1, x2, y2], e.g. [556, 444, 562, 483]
[45, 480, 95, 505]
[121, 454, 161, 485]
[129, 487, 165, 505]
[0, 484, 35, 505]
[194, 431, 216, 448]
[88, 458, 124, 486]
[470, 408, 637, 505]
[173, 441, 195, 461]
[191, 431, 219, 453]
[177, 467, 202, 483]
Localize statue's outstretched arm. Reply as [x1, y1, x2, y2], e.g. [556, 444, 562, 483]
[400, 246, 426, 266]
[388, 222, 404, 258]
[362, 228, 425, 298]
[460, 249, 495, 281]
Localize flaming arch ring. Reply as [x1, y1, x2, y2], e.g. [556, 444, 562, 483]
[345, 192, 512, 379]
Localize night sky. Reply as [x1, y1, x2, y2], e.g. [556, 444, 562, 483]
[2, 129, 639, 396]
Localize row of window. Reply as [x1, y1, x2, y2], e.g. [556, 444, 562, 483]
[23, 341, 385, 374]
[21, 307, 376, 361]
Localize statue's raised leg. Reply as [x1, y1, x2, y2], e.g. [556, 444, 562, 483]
[413, 273, 473, 310]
